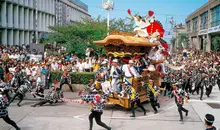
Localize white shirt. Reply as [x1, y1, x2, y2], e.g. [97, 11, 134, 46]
[9, 54, 14, 59]
[51, 63, 58, 71]
[31, 70, 37, 77]
[77, 63, 84, 72]
[85, 48, 92, 57]
[20, 54, 25, 59]
[26, 68, 32, 76]
[148, 50, 161, 60]
[122, 64, 139, 78]
[14, 54, 20, 60]
[44, 52, 47, 58]
[83, 62, 92, 69]
[134, 17, 150, 28]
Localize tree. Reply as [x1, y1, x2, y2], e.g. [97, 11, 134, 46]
[212, 36, 220, 52]
[47, 16, 135, 57]
[177, 33, 189, 49]
[170, 37, 176, 52]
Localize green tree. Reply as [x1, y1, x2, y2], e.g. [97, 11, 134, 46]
[212, 36, 220, 52]
[48, 16, 135, 57]
[177, 33, 189, 49]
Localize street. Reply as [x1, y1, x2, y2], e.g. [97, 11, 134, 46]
[1, 86, 220, 130]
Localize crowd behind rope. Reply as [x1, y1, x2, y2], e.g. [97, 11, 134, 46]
[0, 45, 112, 88]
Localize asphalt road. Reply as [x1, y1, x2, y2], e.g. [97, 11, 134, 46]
[1, 86, 220, 130]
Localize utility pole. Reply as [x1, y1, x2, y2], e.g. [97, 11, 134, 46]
[168, 16, 176, 52]
[35, 0, 38, 44]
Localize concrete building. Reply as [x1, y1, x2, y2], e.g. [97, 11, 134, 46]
[0, 0, 90, 45]
[186, 0, 220, 51]
[56, 0, 90, 26]
[172, 24, 186, 48]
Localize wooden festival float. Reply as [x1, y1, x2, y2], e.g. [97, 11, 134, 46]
[94, 30, 164, 108]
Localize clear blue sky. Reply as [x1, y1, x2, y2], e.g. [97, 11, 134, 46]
[81, 0, 208, 42]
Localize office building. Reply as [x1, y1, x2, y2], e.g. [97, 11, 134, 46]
[0, 0, 90, 45]
[185, 0, 220, 51]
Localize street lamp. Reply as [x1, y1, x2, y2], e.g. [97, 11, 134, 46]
[102, 0, 114, 35]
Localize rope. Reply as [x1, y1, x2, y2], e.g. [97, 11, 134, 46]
[58, 98, 115, 105]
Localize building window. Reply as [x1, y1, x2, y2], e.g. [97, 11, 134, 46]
[0, 3, 2, 26]
[186, 21, 191, 32]
[200, 11, 208, 29]
[192, 17, 198, 32]
[72, 0, 88, 12]
[211, 5, 220, 27]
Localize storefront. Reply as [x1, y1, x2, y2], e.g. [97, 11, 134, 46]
[208, 25, 220, 51]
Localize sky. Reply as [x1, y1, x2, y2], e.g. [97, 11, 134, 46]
[80, 0, 208, 42]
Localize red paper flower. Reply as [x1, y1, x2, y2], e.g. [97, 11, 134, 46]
[148, 10, 154, 17]
[127, 9, 131, 15]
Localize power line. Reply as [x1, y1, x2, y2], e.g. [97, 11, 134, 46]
[87, 5, 188, 17]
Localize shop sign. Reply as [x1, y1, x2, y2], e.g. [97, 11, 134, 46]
[198, 29, 208, 35]
[208, 25, 220, 33]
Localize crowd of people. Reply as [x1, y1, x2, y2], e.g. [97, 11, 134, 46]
[0, 45, 112, 90]
[0, 43, 220, 130]
[78, 47, 220, 130]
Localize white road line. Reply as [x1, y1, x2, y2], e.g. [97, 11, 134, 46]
[73, 104, 176, 120]
[189, 99, 220, 103]
[73, 114, 87, 121]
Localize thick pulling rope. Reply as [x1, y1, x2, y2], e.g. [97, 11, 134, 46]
[58, 98, 115, 105]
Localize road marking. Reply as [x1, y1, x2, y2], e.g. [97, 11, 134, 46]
[73, 114, 87, 121]
[73, 104, 176, 121]
[103, 104, 176, 119]
[189, 99, 220, 103]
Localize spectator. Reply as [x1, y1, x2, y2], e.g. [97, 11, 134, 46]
[51, 61, 58, 71]
[85, 45, 94, 58]
[25, 65, 32, 80]
[66, 61, 72, 72]
[71, 61, 77, 72]
[0, 62, 4, 81]
[45, 64, 51, 89]
[76, 59, 84, 72]
[93, 61, 100, 72]
[83, 58, 92, 72]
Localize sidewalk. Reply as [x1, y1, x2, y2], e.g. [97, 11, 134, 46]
[189, 85, 220, 128]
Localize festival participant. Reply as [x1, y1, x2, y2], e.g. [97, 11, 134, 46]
[0, 88, 21, 130]
[217, 68, 220, 90]
[121, 80, 146, 117]
[31, 86, 59, 107]
[170, 84, 189, 121]
[204, 114, 219, 130]
[80, 90, 111, 130]
[96, 61, 109, 83]
[122, 60, 140, 85]
[148, 46, 166, 74]
[9, 77, 32, 107]
[31, 82, 44, 99]
[59, 70, 73, 92]
[127, 9, 153, 37]
[141, 54, 151, 68]
[206, 71, 215, 98]
[110, 59, 122, 93]
[14, 66, 26, 88]
[145, 79, 160, 114]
